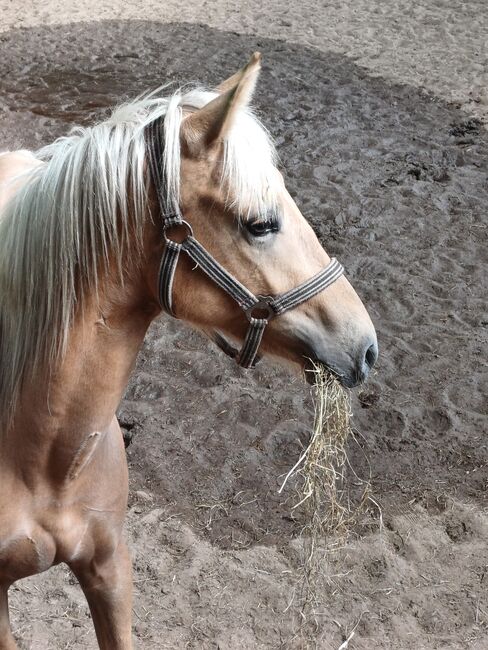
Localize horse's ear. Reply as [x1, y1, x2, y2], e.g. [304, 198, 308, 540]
[214, 69, 244, 94]
[181, 52, 261, 153]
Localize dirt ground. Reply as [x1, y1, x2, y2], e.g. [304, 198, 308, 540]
[1, 2, 488, 648]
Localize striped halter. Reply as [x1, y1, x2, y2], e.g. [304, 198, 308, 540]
[146, 118, 344, 369]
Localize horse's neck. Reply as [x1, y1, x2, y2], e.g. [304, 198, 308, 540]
[4, 283, 158, 488]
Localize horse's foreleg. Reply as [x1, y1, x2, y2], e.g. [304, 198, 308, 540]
[0, 585, 17, 650]
[70, 541, 133, 650]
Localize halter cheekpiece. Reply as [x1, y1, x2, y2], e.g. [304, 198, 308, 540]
[145, 118, 344, 369]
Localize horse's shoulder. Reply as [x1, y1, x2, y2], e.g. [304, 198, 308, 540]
[0, 149, 40, 178]
[0, 149, 43, 215]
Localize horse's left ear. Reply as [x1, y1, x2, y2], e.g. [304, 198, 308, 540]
[214, 68, 246, 94]
[181, 52, 261, 153]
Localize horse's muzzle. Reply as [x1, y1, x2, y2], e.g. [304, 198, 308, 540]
[305, 336, 378, 388]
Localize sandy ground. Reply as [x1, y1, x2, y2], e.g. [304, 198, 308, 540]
[1, 1, 488, 648]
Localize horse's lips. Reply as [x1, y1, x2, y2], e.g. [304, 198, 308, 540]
[303, 356, 349, 388]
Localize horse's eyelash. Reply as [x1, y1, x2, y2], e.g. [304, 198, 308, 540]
[252, 210, 280, 226]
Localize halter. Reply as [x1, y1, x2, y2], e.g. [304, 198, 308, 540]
[145, 118, 344, 369]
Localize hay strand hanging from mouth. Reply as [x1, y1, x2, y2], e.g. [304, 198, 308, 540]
[280, 364, 371, 633]
[279, 364, 356, 538]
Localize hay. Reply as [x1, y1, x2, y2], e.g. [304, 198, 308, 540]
[279, 363, 364, 537]
[279, 363, 371, 633]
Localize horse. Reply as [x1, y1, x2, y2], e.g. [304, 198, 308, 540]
[0, 53, 377, 649]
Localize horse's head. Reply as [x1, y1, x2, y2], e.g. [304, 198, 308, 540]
[150, 54, 377, 387]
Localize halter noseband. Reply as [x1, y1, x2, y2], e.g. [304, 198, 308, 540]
[146, 119, 344, 369]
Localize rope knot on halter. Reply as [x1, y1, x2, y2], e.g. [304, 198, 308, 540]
[145, 118, 344, 369]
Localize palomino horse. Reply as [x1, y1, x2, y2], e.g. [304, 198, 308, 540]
[0, 54, 377, 648]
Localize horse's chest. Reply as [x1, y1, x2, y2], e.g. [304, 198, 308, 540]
[0, 502, 91, 581]
[0, 517, 57, 581]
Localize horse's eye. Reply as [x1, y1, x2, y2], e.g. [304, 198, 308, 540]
[245, 218, 280, 238]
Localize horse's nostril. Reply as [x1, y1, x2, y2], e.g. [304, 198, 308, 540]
[365, 343, 378, 369]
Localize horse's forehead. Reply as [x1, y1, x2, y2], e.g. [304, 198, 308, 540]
[180, 150, 223, 193]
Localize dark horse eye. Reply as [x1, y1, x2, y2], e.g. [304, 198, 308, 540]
[245, 217, 280, 237]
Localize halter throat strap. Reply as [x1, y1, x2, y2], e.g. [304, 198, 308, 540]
[145, 118, 344, 369]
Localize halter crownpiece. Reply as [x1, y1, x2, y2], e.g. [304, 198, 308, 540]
[145, 118, 344, 369]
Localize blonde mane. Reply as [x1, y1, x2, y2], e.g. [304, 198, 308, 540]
[0, 87, 278, 423]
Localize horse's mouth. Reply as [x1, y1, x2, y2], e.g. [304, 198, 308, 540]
[303, 357, 334, 385]
[303, 356, 356, 388]
[207, 329, 363, 389]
